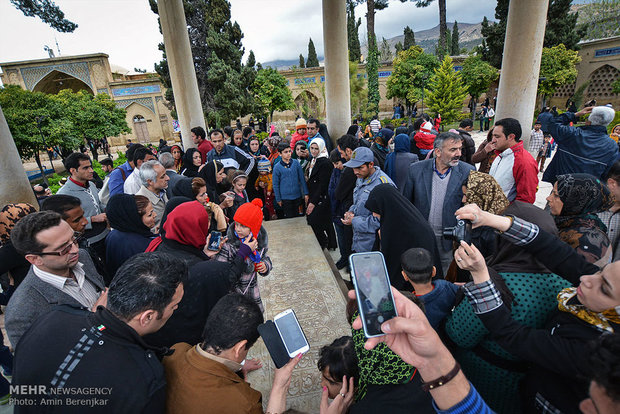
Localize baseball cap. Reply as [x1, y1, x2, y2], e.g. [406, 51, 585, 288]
[344, 147, 374, 168]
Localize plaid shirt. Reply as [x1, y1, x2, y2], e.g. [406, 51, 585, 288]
[463, 280, 503, 314]
[597, 210, 620, 252]
[529, 129, 544, 153]
[500, 216, 539, 246]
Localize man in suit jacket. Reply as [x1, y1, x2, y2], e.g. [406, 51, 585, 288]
[5, 211, 105, 349]
[159, 151, 183, 199]
[403, 132, 475, 275]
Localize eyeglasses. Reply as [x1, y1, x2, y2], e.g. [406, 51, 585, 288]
[33, 233, 82, 256]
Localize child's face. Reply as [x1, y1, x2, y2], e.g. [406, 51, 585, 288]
[233, 177, 247, 193]
[259, 170, 269, 175]
[333, 161, 343, 170]
[281, 148, 292, 161]
[544, 136, 551, 142]
[235, 221, 252, 238]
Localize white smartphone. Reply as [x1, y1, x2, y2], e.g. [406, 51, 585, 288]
[349, 251, 398, 338]
[274, 309, 310, 357]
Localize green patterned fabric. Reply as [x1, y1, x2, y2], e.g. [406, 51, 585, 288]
[351, 312, 416, 401]
[445, 273, 572, 414]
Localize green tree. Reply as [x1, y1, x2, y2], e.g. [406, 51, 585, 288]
[150, 0, 255, 127]
[451, 21, 459, 55]
[306, 38, 319, 67]
[544, 0, 585, 50]
[379, 37, 393, 62]
[395, 42, 403, 53]
[299, 54, 305, 68]
[246, 50, 256, 69]
[386, 46, 440, 110]
[460, 55, 499, 121]
[482, 0, 585, 68]
[425, 56, 468, 124]
[613, 78, 620, 95]
[347, 0, 362, 62]
[252, 67, 294, 121]
[366, 36, 381, 113]
[403, 26, 416, 49]
[10, 0, 77, 32]
[538, 44, 581, 107]
[349, 61, 368, 118]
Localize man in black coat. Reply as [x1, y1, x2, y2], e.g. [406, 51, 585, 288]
[457, 119, 476, 166]
[11, 252, 186, 414]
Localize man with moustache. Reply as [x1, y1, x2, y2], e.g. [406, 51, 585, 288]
[403, 132, 475, 275]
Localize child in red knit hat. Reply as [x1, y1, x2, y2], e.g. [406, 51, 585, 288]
[215, 198, 272, 312]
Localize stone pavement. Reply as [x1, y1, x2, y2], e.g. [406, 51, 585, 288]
[246, 217, 351, 413]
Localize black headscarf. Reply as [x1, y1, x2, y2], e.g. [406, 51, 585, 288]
[181, 148, 201, 177]
[106, 194, 154, 238]
[365, 183, 443, 289]
[172, 177, 194, 199]
[198, 160, 224, 202]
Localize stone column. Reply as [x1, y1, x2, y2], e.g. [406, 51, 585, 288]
[495, 0, 549, 151]
[158, 0, 206, 150]
[322, 0, 351, 145]
[0, 106, 38, 208]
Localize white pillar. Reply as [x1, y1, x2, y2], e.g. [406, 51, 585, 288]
[322, 0, 351, 145]
[158, 0, 206, 150]
[0, 106, 38, 208]
[495, 0, 549, 150]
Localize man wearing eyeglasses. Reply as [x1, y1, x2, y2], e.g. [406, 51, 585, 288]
[5, 211, 106, 349]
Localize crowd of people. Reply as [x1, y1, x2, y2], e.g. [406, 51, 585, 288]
[0, 104, 620, 414]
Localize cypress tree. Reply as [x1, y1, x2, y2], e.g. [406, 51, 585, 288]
[451, 21, 459, 55]
[306, 38, 319, 67]
[347, 0, 362, 62]
[299, 54, 305, 68]
[403, 26, 416, 50]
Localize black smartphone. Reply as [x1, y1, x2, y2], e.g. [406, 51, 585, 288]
[349, 252, 398, 338]
[207, 231, 222, 251]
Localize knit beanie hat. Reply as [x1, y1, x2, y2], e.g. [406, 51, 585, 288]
[421, 121, 433, 133]
[257, 158, 271, 173]
[234, 199, 264, 237]
[296, 118, 307, 130]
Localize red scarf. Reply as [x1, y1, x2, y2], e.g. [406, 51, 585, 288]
[161, 201, 210, 249]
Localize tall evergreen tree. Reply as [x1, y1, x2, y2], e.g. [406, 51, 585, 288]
[10, 0, 77, 32]
[451, 21, 459, 55]
[299, 54, 305, 68]
[436, 28, 450, 58]
[545, 0, 585, 50]
[414, 1, 448, 55]
[395, 42, 404, 54]
[367, 36, 381, 113]
[480, 1, 509, 68]
[150, 0, 255, 127]
[246, 50, 256, 69]
[306, 38, 319, 67]
[379, 37, 393, 62]
[347, 0, 362, 62]
[403, 26, 416, 49]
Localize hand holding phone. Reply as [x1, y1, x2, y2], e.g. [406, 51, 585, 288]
[274, 309, 309, 357]
[349, 252, 397, 338]
[207, 231, 222, 251]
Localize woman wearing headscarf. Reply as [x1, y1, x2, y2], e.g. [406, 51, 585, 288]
[170, 144, 184, 173]
[0, 203, 37, 287]
[146, 200, 212, 267]
[384, 134, 418, 192]
[198, 160, 233, 212]
[292, 140, 311, 172]
[364, 184, 441, 289]
[306, 138, 337, 250]
[180, 148, 203, 177]
[370, 128, 393, 170]
[445, 192, 568, 413]
[471, 128, 497, 174]
[547, 173, 612, 266]
[105, 194, 157, 275]
[452, 203, 620, 414]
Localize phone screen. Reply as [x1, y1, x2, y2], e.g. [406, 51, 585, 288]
[350, 253, 397, 337]
[207, 231, 221, 251]
[275, 312, 308, 356]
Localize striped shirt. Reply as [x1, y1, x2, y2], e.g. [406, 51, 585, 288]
[33, 263, 99, 308]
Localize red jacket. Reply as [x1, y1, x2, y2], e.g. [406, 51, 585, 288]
[290, 132, 308, 150]
[489, 141, 539, 204]
[198, 139, 214, 163]
[413, 131, 436, 150]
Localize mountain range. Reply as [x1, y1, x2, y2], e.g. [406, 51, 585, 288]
[262, 21, 484, 70]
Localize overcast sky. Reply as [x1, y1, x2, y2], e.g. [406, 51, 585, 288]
[0, 0, 497, 74]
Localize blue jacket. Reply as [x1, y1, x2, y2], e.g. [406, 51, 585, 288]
[539, 111, 618, 184]
[108, 161, 133, 196]
[417, 279, 458, 329]
[206, 144, 255, 175]
[349, 167, 394, 252]
[402, 159, 474, 251]
[272, 159, 308, 203]
[105, 230, 154, 276]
